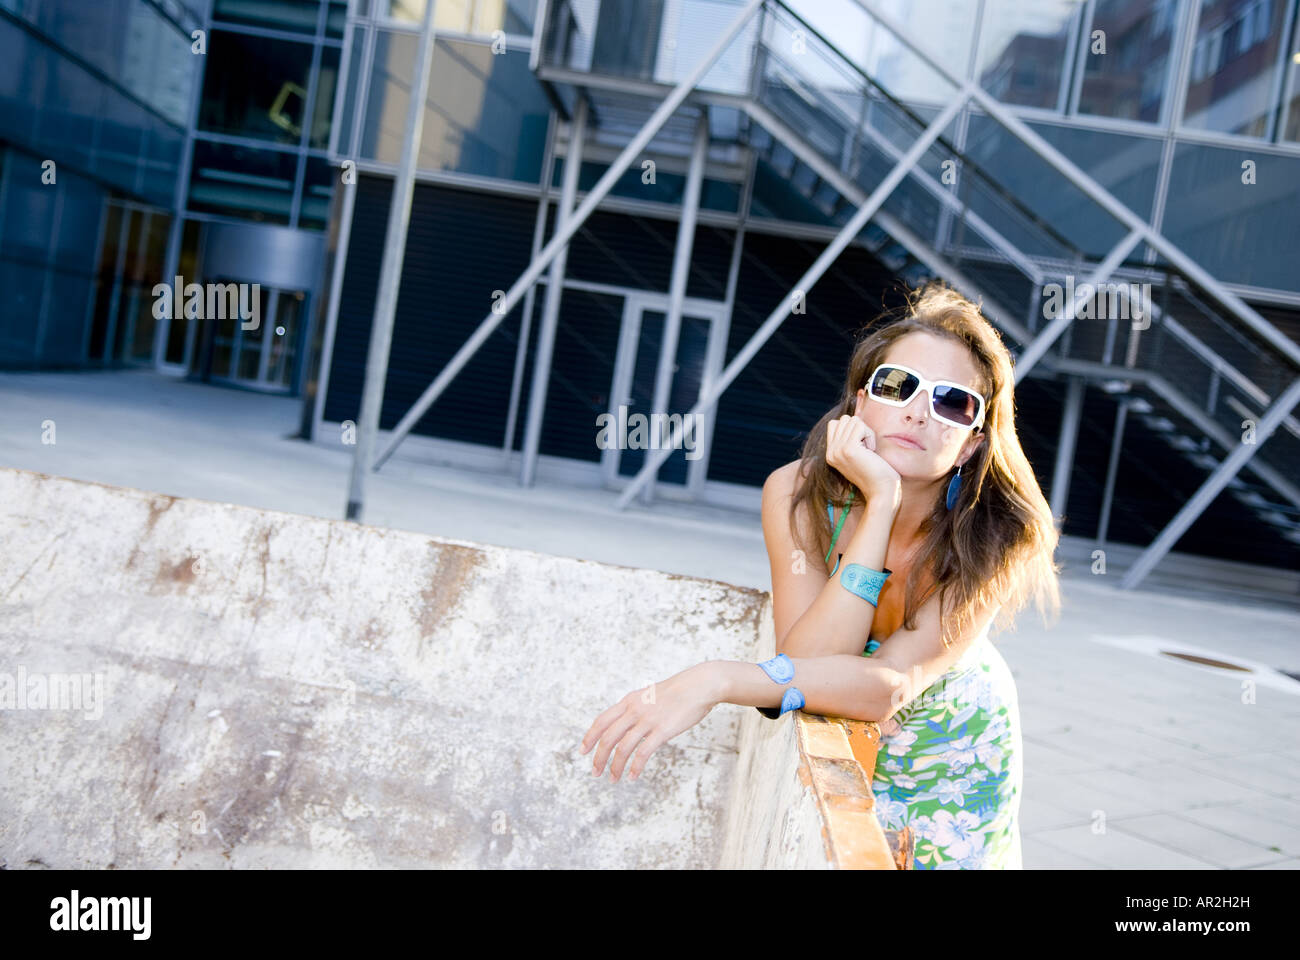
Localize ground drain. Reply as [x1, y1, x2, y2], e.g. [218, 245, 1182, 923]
[1158, 650, 1252, 672]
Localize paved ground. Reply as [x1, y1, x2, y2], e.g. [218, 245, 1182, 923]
[3, 368, 1298, 869]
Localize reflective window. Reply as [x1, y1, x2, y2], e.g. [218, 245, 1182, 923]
[198, 30, 316, 145]
[300, 156, 336, 229]
[963, 116, 1162, 259]
[383, 0, 538, 35]
[361, 34, 549, 183]
[188, 140, 298, 223]
[1182, 0, 1289, 137]
[360, 28, 419, 162]
[30, 0, 194, 125]
[1283, 47, 1300, 142]
[978, 0, 1083, 110]
[213, 0, 323, 34]
[415, 40, 548, 181]
[784, 0, 974, 104]
[311, 44, 341, 149]
[1077, 0, 1177, 123]
[1163, 141, 1300, 290]
[326, 0, 347, 36]
[335, 25, 369, 155]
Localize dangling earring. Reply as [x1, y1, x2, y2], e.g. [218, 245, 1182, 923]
[945, 464, 963, 511]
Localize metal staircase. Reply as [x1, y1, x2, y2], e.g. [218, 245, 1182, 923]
[372, 0, 1299, 589]
[730, 0, 1300, 552]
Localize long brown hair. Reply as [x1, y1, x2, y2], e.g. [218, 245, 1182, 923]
[790, 282, 1061, 648]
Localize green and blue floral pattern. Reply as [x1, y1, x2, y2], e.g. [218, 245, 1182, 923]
[863, 635, 1023, 869]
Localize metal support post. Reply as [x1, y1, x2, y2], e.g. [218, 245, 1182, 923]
[1096, 395, 1129, 547]
[1049, 374, 1085, 524]
[520, 97, 586, 486]
[641, 108, 709, 503]
[344, 0, 438, 521]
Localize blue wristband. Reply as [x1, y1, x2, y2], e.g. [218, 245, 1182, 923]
[756, 654, 803, 716]
[757, 653, 795, 684]
[840, 563, 891, 606]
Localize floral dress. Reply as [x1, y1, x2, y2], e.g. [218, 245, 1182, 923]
[862, 628, 1024, 869]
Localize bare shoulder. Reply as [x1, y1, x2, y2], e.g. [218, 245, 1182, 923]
[761, 459, 815, 550]
[761, 459, 805, 505]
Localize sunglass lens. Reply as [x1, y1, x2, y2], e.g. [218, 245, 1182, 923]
[872, 366, 918, 403]
[933, 385, 978, 426]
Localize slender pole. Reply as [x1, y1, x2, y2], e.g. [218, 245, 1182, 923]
[311, 166, 358, 441]
[1049, 374, 1084, 525]
[520, 97, 586, 487]
[344, 0, 438, 521]
[1095, 395, 1129, 547]
[641, 109, 709, 504]
[503, 107, 558, 461]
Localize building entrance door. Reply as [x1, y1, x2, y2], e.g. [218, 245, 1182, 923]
[603, 293, 727, 493]
[204, 283, 308, 392]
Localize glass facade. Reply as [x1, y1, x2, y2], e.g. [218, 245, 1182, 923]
[978, 0, 1083, 110]
[1182, 0, 1290, 137]
[192, 0, 343, 225]
[380, 0, 539, 35]
[1077, 0, 1178, 122]
[0, 0, 197, 367]
[348, 27, 549, 182]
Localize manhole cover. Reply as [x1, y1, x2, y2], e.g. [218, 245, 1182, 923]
[1159, 650, 1252, 672]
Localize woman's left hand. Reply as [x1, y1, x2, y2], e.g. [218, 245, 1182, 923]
[579, 662, 722, 782]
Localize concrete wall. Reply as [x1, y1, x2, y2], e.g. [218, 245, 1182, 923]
[0, 468, 895, 869]
[0, 469, 770, 867]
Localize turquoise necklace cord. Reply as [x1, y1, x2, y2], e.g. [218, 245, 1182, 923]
[825, 488, 854, 575]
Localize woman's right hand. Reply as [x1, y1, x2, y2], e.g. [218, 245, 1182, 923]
[825, 414, 901, 513]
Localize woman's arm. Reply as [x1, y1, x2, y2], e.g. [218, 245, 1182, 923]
[763, 415, 901, 658]
[711, 654, 900, 722]
[710, 588, 1000, 722]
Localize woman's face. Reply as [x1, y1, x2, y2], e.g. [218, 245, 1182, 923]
[854, 331, 987, 480]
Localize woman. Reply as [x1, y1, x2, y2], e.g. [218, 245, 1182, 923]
[580, 283, 1061, 869]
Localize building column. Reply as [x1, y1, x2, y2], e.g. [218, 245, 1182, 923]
[641, 108, 709, 504]
[1096, 394, 1129, 546]
[1049, 374, 1085, 525]
[520, 96, 587, 487]
[345, 0, 438, 521]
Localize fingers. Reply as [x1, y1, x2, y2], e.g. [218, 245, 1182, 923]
[609, 721, 653, 781]
[827, 414, 876, 470]
[579, 697, 628, 755]
[589, 708, 640, 777]
[623, 729, 666, 781]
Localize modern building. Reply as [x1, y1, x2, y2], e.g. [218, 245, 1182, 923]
[4, 0, 1300, 585]
[1, 0, 344, 394]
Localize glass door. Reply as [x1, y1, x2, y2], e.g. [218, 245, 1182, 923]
[604, 295, 725, 493]
[204, 283, 307, 391]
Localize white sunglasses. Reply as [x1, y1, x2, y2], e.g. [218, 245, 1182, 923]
[865, 362, 986, 430]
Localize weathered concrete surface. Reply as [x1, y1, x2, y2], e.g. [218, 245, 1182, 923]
[0, 468, 779, 868]
[719, 664, 832, 868]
